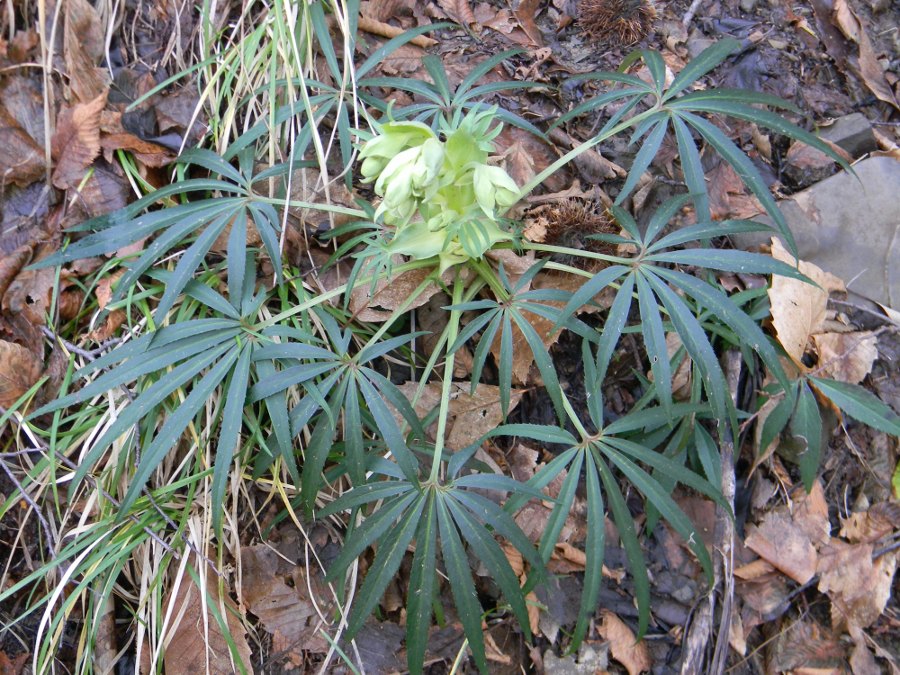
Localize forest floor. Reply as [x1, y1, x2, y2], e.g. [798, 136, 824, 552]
[1, 0, 899, 672]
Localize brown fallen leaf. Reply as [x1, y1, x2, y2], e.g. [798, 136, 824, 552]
[840, 502, 900, 544]
[745, 510, 819, 584]
[810, 331, 878, 384]
[349, 267, 446, 322]
[63, 0, 110, 102]
[831, 0, 899, 110]
[0, 105, 45, 186]
[436, 0, 477, 27]
[598, 610, 651, 675]
[394, 381, 523, 450]
[162, 570, 253, 675]
[817, 541, 898, 631]
[239, 544, 332, 659]
[513, 0, 544, 46]
[0, 339, 42, 407]
[51, 92, 107, 190]
[707, 158, 764, 220]
[768, 237, 846, 366]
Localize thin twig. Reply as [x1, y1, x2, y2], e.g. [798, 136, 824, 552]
[41, 325, 123, 360]
[682, 0, 706, 30]
[0, 454, 57, 555]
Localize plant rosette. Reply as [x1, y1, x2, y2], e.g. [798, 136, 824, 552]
[359, 111, 519, 272]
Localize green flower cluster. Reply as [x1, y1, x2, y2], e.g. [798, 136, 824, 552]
[359, 109, 519, 271]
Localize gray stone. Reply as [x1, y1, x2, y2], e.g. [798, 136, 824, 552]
[821, 113, 877, 158]
[734, 156, 900, 308]
[739, 0, 757, 13]
[544, 644, 609, 674]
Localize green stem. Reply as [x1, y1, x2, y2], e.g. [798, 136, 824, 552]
[427, 271, 465, 483]
[253, 195, 368, 219]
[523, 242, 631, 266]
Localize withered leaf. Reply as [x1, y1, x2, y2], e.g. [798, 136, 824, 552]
[811, 331, 878, 384]
[394, 381, 522, 450]
[598, 610, 651, 675]
[161, 567, 252, 675]
[52, 92, 107, 190]
[0, 339, 42, 408]
[350, 267, 446, 322]
[0, 105, 45, 187]
[768, 237, 846, 366]
[63, 0, 110, 102]
[239, 544, 331, 657]
[817, 541, 898, 631]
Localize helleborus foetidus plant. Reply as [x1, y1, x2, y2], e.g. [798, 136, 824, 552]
[358, 107, 518, 271]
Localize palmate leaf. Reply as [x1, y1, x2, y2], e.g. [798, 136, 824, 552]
[322, 471, 540, 675]
[246, 312, 425, 510]
[32, 149, 291, 321]
[551, 196, 804, 420]
[492, 380, 726, 649]
[448, 261, 585, 421]
[31, 254, 313, 529]
[556, 40, 849, 255]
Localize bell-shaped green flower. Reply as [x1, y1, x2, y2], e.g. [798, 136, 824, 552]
[374, 137, 445, 224]
[359, 121, 437, 182]
[472, 164, 519, 217]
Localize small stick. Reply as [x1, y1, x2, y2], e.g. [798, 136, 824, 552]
[682, 0, 705, 30]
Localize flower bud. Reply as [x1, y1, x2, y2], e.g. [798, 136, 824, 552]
[472, 164, 519, 217]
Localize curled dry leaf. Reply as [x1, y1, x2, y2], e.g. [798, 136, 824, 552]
[810, 330, 877, 384]
[768, 237, 846, 366]
[839, 502, 900, 544]
[831, 0, 899, 110]
[0, 339, 42, 407]
[51, 92, 107, 190]
[513, 0, 545, 47]
[598, 610, 652, 675]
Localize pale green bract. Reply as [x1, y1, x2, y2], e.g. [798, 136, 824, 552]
[359, 109, 517, 271]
